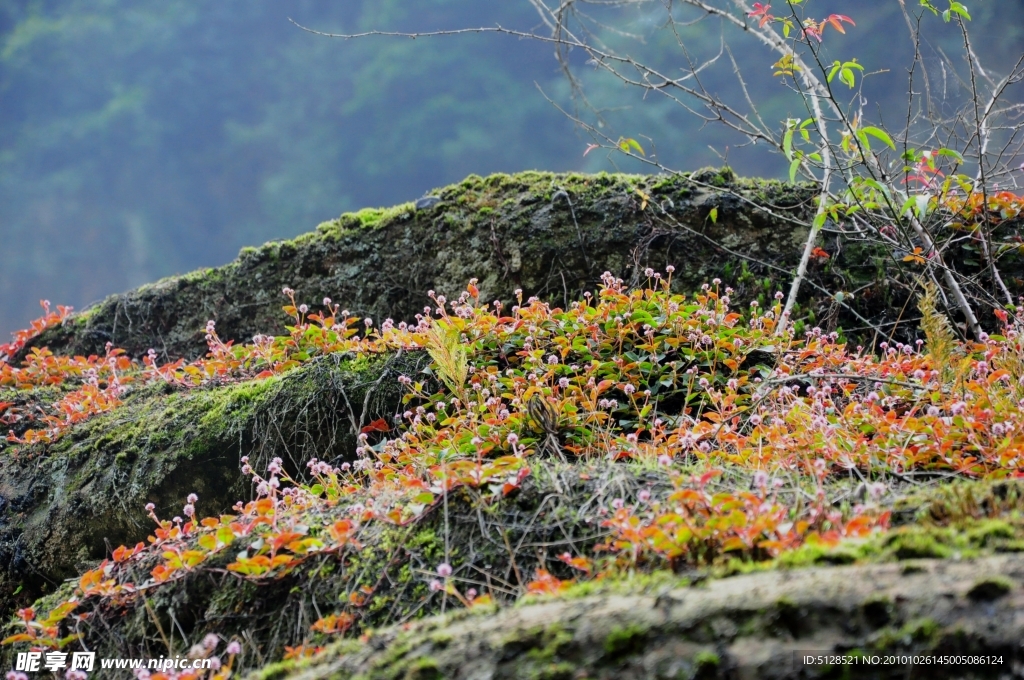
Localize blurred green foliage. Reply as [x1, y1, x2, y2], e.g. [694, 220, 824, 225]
[1, 1, 1021, 337]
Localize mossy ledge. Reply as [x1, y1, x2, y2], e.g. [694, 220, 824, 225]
[0, 351, 428, 618]
[254, 554, 1024, 680]
[20, 170, 822, 361]
[21, 168, 1019, 363]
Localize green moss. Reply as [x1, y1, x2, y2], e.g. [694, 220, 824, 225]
[330, 204, 417, 232]
[427, 631, 453, 648]
[894, 479, 1024, 528]
[903, 618, 940, 644]
[694, 650, 720, 670]
[776, 540, 874, 568]
[528, 624, 573, 662]
[967, 576, 1013, 600]
[251, 659, 300, 680]
[603, 623, 647, 659]
[535, 662, 575, 680]
[403, 657, 441, 680]
[498, 622, 572, 666]
[883, 530, 953, 560]
[542, 570, 681, 602]
[966, 520, 1017, 546]
[875, 618, 941, 650]
[995, 539, 1024, 552]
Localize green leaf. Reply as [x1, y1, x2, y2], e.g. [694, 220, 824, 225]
[618, 137, 646, 156]
[915, 194, 932, 217]
[861, 126, 896, 150]
[783, 128, 794, 160]
[860, 178, 889, 196]
[709, 207, 718, 224]
[828, 60, 842, 83]
[934, 147, 965, 162]
[812, 212, 827, 231]
[789, 158, 801, 183]
[949, 1, 970, 20]
[217, 526, 235, 545]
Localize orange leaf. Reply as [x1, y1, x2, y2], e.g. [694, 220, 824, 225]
[312, 612, 354, 635]
[824, 14, 855, 33]
[328, 519, 357, 545]
[79, 568, 104, 590]
[360, 418, 390, 434]
[1, 633, 36, 644]
[525, 568, 571, 595]
[557, 552, 592, 575]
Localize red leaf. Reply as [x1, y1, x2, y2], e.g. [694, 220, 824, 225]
[824, 14, 855, 33]
[361, 418, 390, 434]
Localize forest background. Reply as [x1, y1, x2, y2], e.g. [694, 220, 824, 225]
[2, 0, 1023, 338]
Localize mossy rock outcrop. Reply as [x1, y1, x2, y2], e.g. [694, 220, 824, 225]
[3, 170, 1024, 679]
[260, 554, 1024, 680]
[0, 351, 428, 617]
[23, 168, 999, 365]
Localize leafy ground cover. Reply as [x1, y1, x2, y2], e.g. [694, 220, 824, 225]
[3, 247, 1024, 677]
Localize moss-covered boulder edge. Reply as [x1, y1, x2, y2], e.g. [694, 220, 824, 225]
[260, 553, 1024, 680]
[0, 351, 428, 617]
[22, 167, 1020, 365]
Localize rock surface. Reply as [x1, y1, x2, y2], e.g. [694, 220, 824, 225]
[260, 554, 1024, 680]
[19, 170, 833, 362]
